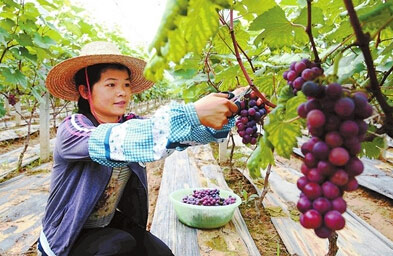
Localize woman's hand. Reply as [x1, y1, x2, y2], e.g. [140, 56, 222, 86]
[194, 93, 239, 130]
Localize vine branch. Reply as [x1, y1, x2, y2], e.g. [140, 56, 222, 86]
[306, 0, 321, 64]
[229, 10, 276, 108]
[219, 13, 256, 73]
[343, 0, 393, 138]
[380, 64, 393, 87]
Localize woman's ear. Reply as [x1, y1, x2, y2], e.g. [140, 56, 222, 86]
[78, 85, 89, 100]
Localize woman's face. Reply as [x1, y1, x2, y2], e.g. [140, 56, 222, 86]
[90, 68, 132, 123]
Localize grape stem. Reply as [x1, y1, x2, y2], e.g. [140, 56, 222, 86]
[326, 232, 339, 256]
[228, 10, 276, 108]
[258, 163, 272, 205]
[343, 0, 393, 138]
[203, 45, 220, 92]
[306, 0, 321, 64]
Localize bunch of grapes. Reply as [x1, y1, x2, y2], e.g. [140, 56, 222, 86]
[283, 59, 324, 95]
[182, 188, 236, 206]
[235, 91, 268, 145]
[8, 94, 16, 106]
[296, 81, 372, 238]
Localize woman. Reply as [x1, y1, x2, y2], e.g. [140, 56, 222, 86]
[38, 41, 241, 256]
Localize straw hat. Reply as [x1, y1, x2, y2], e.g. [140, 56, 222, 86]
[46, 41, 154, 101]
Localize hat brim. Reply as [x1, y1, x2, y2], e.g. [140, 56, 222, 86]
[46, 54, 155, 101]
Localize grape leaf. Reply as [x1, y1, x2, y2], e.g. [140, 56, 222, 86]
[238, 0, 276, 15]
[259, 136, 275, 170]
[250, 6, 307, 48]
[264, 103, 301, 159]
[358, 2, 393, 32]
[360, 137, 386, 159]
[254, 75, 274, 97]
[184, 0, 220, 54]
[284, 92, 306, 120]
[2, 68, 28, 88]
[215, 65, 248, 91]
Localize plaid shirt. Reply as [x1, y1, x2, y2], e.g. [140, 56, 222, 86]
[88, 101, 234, 167]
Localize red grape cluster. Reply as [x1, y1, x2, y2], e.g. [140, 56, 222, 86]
[182, 188, 236, 206]
[283, 59, 324, 94]
[235, 91, 268, 145]
[296, 81, 372, 238]
[8, 94, 16, 106]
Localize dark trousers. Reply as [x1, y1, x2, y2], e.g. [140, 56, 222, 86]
[38, 211, 174, 256]
[38, 227, 173, 256]
[69, 226, 173, 256]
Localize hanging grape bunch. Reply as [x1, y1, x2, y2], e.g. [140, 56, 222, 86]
[8, 94, 17, 106]
[296, 81, 372, 238]
[235, 91, 268, 145]
[283, 58, 324, 95]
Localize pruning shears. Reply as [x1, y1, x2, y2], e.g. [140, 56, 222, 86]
[223, 87, 253, 116]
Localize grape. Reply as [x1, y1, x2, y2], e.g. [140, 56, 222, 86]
[305, 99, 321, 113]
[331, 197, 347, 213]
[325, 83, 342, 99]
[301, 68, 314, 80]
[339, 120, 359, 138]
[301, 163, 310, 176]
[303, 183, 322, 200]
[312, 197, 332, 214]
[345, 157, 364, 176]
[295, 61, 307, 73]
[307, 168, 324, 183]
[297, 196, 312, 213]
[322, 181, 340, 200]
[307, 110, 326, 128]
[297, 176, 309, 190]
[297, 103, 308, 118]
[334, 97, 355, 117]
[329, 169, 349, 186]
[302, 209, 322, 229]
[317, 161, 336, 176]
[287, 71, 297, 81]
[304, 153, 317, 168]
[325, 115, 341, 131]
[312, 141, 330, 160]
[325, 132, 343, 148]
[329, 147, 350, 166]
[343, 177, 358, 192]
[302, 81, 321, 98]
[314, 226, 333, 239]
[324, 210, 345, 231]
[293, 77, 305, 90]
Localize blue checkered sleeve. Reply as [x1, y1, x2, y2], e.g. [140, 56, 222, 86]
[88, 101, 234, 167]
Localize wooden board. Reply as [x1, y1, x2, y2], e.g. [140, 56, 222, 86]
[188, 145, 261, 256]
[150, 150, 201, 256]
[0, 163, 51, 255]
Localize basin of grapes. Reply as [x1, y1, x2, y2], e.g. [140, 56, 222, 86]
[169, 188, 241, 229]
